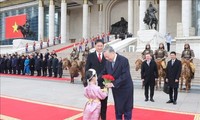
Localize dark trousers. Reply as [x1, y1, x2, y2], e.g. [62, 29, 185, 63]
[21, 67, 25, 75]
[42, 68, 47, 76]
[53, 68, 57, 77]
[12, 67, 16, 74]
[58, 68, 63, 78]
[144, 82, 155, 99]
[116, 110, 132, 120]
[17, 68, 21, 75]
[4, 68, 8, 74]
[48, 68, 52, 77]
[167, 43, 170, 52]
[100, 97, 108, 120]
[37, 69, 41, 76]
[0, 67, 4, 73]
[30, 67, 34, 76]
[8, 68, 12, 74]
[169, 87, 178, 102]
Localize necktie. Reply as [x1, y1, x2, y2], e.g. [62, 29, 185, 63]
[98, 53, 102, 62]
[112, 62, 115, 69]
[172, 60, 174, 66]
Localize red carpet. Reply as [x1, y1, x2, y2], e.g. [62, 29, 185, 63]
[0, 74, 71, 81]
[104, 105, 195, 120]
[55, 42, 79, 53]
[76, 105, 195, 120]
[0, 96, 195, 120]
[0, 97, 82, 120]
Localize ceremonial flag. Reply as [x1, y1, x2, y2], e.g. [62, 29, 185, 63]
[5, 14, 26, 39]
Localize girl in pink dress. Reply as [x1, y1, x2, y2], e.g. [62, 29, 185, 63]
[83, 69, 108, 120]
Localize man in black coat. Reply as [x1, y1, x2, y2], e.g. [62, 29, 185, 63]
[35, 55, 42, 76]
[52, 54, 58, 77]
[42, 58, 47, 76]
[100, 45, 134, 120]
[141, 53, 158, 102]
[57, 57, 63, 78]
[7, 56, 12, 74]
[29, 55, 35, 76]
[0, 55, 5, 73]
[11, 55, 17, 74]
[20, 56, 25, 75]
[4, 56, 8, 74]
[85, 39, 107, 120]
[166, 51, 182, 105]
[47, 55, 53, 77]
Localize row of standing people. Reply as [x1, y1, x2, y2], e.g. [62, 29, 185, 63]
[0, 50, 63, 78]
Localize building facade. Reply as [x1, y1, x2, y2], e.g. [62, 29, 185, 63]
[0, 0, 199, 45]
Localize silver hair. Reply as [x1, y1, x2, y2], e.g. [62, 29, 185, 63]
[103, 45, 115, 53]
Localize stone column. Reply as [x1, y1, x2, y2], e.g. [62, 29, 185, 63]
[61, 0, 67, 43]
[159, 0, 167, 35]
[67, 10, 70, 43]
[98, 4, 103, 34]
[88, 6, 91, 38]
[38, 0, 44, 41]
[82, 0, 88, 39]
[128, 0, 134, 34]
[139, 0, 146, 30]
[49, 0, 55, 45]
[182, 0, 192, 37]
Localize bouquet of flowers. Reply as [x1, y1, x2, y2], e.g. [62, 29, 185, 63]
[102, 74, 115, 85]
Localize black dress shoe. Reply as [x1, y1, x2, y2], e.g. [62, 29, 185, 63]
[150, 99, 155, 102]
[145, 99, 148, 102]
[173, 101, 177, 105]
[166, 100, 173, 103]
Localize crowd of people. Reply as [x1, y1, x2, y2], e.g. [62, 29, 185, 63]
[0, 49, 64, 78]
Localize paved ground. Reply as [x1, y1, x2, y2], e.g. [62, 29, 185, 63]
[1, 75, 200, 115]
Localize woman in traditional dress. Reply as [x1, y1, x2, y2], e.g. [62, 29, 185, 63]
[24, 56, 30, 75]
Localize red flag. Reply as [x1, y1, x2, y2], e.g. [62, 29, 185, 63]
[5, 14, 26, 39]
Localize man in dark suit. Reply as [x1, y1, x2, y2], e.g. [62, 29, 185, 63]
[141, 53, 158, 102]
[47, 55, 53, 77]
[11, 55, 17, 74]
[166, 51, 182, 105]
[29, 55, 35, 76]
[85, 39, 107, 120]
[52, 54, 58, 77]
[100, 45, 134, 120]
[35, 55, 42, 76]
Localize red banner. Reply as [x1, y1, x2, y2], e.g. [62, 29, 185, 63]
[5, 14, 26, 39]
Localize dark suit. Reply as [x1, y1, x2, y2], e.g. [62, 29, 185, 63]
[85, 51, 107, 120]
[7, 58, 12, 74]
[11, 57, 17, 74]
[42, 60, 47, 76]
[57, 61, 63, 78]
[47, 58, 53, 77]
[166, 59, 182, 102]
[52, 58, 58, 77]
[0, 57, 5, 73]
[99, 54, 134, 120]
[29, 58, 35, 76]
[141, 60, 158, 100]
[35, 58, 42, 76]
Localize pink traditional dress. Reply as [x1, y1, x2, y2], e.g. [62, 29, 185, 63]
[83, 84, 107, 120]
